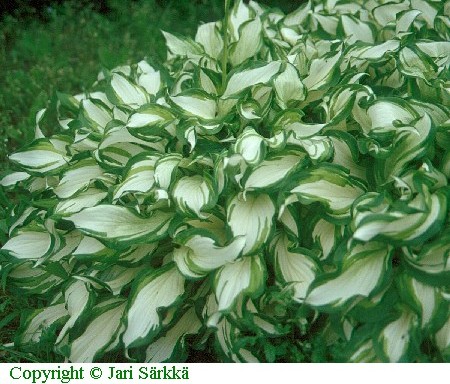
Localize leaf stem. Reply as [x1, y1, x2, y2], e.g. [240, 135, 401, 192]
[221, 0, 231, 93]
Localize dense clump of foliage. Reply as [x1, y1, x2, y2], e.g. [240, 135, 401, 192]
[1, 0, 449, 362]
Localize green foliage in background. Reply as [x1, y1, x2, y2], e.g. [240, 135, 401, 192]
[1, 0, 449, 363]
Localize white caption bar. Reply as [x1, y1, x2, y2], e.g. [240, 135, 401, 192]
[0, 363, 447, 384]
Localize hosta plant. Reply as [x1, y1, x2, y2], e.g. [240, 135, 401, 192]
[1, 0, 449, 363]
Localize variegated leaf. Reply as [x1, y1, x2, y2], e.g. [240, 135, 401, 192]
[123, 264, 185, 348]
[68, 206, 173, 245]
[214, 255, 265, 312]
[145, 307, 202, 362]
[227, 193, 275, 255]
[69, 298, 126, 362]
[9, 139, 69, 174]
[174, 230, 245, 278]
[306, 242, 392, 310]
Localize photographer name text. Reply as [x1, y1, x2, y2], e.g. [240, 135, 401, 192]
[10, 365, 190, 383]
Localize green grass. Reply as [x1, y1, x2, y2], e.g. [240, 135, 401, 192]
[0, 294, 57, 362]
